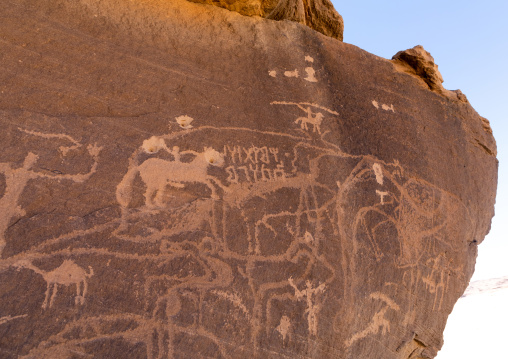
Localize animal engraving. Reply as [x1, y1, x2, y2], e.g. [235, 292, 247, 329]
[345, 292, 400, 346]
[295, 108, 324, 133]
[271, 101, 339, 135]
[15, 260, 94, 309]
[116, 146, 225, 208]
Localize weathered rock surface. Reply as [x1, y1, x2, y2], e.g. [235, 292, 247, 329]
[0, 0, 497, 358]
[188, 0, 344, 40]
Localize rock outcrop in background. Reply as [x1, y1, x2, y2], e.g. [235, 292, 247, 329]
[0, 0, 497, 358]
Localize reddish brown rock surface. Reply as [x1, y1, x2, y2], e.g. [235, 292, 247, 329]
[0, 0, 497, 358]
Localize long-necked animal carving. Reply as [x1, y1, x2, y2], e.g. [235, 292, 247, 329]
[15, 259, 94, 309]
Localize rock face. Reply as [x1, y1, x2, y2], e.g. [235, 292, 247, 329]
[0, 0, 497, 358]
[189, 0, 344, 40]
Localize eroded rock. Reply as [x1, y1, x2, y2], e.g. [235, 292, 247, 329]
[0, 0, 496, 358]
[188, 0, 344, 40]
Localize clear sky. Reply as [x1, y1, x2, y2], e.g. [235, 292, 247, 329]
[330, 1, 507, 357]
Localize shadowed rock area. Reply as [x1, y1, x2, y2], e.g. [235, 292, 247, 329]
[0, 0, 497, 358]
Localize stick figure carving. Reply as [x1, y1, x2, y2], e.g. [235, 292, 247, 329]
[14, 259, 94, 309]
[0, 128, 101, 255]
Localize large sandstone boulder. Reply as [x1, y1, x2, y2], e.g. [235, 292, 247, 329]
[0, 0, 497, 358]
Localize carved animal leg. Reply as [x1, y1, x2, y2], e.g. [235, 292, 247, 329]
[75, 281, 82, 305]
[42, 284, 52, 309]
[144, 187, 157, 208]
[49, 283, 58, 308]
[82, 278, 88, 304]
[206, 178, 221, 200]
[75, 280, 87, 305]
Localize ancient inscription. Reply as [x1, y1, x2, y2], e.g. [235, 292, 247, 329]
[0, 103, 471, 358]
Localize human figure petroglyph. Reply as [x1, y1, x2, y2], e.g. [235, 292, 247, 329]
[0, 134, 101, 255]
[276, 315, 291, 342]
[14, 259, 94, 309]
[288, 277, 326, 336]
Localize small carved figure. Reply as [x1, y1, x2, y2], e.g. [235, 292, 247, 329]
[15, 259, 94, 309]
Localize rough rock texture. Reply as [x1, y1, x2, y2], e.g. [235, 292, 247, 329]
[392, 45, 468, 103]
[0, 0, 497, 358]
[188, 0, 344, 40]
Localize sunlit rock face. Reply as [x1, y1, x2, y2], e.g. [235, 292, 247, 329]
[188, 0, 344, 40]
[0, 0, 496, 358]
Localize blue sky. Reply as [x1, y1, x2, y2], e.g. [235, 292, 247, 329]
[332, 0, 508, 281]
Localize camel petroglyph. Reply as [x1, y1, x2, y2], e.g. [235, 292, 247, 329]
[14, 259, 94, 309]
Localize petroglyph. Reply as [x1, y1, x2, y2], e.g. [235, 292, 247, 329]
[14, 259, 94, 309]
[422, 254, 451, 310]
[0, 129, 101, 255]
[276, 315, 291, 342]
[346, 292, 400, 346]
[284, 70, 299, 78]
[269, 55, 319, 82]
[372, 100, 395, 112]
[175, 115, 194, 129]
[223, 145, 288, 184]
[304, 67, 318, 82]
[2, 105, 473, 359]
[372, 163, 384, 185]
[271, 101, 339, 135]
[116, 145, 225, 208]
[0, 314, 27, 325]
[288, 277, 326, 336]
[376, 190, 389, 204]
[18, 128, 81, 156]
[382, 104, 395, 112]
[142, 136, 168, 154]
[211, 290, 250, 317]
